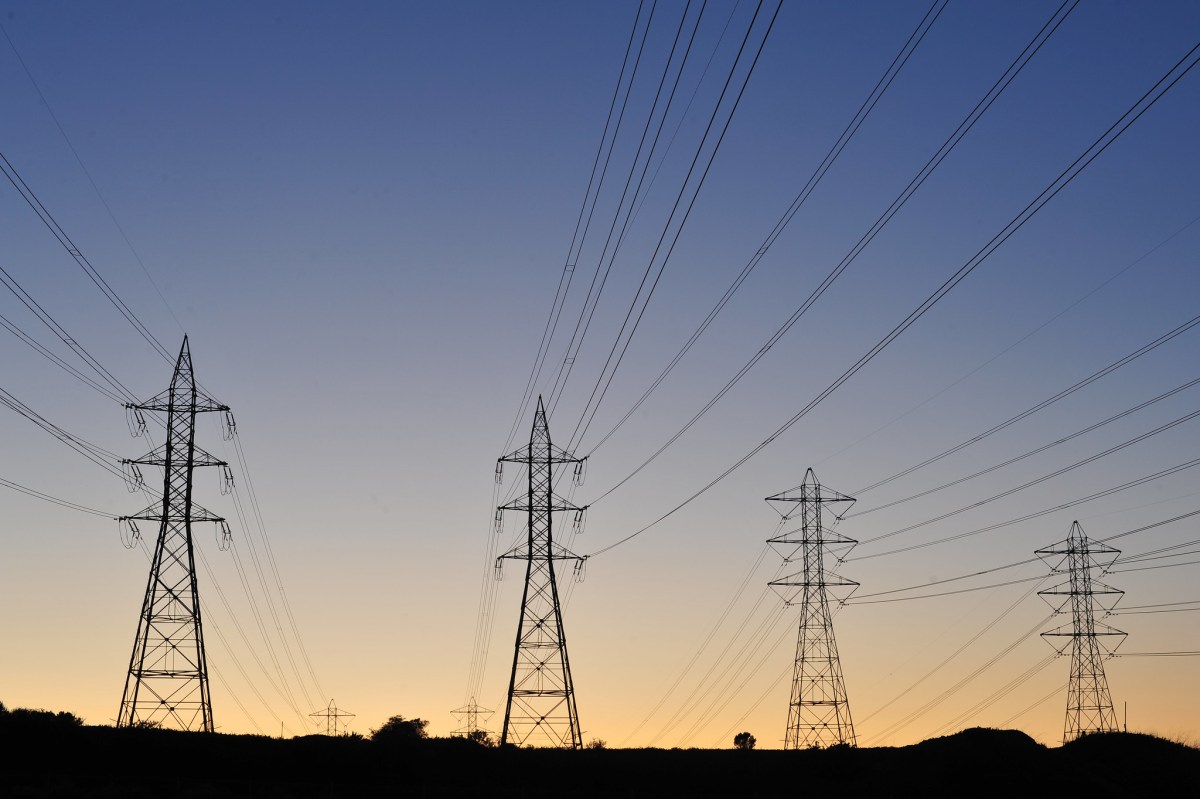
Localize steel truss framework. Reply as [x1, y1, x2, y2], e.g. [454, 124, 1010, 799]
[495, 396, 586, 748]
[767, 468, 858, 749]
[310, 699, 355, 736]
[450, 696, 494, 738]
[117, 337, 231, 731]
[1037, 520, 1125, 744]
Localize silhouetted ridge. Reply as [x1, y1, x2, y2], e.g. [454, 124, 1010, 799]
[911, 726, 1043, 752]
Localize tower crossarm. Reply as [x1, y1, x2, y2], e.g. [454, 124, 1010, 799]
[124, 444, 227, 469]
[499, 445, 585, 466]
[120, 503, 225, 525]
[130, 391, 228, 414]
[769, 573, 859, 589]
[499, 497, 586, 514]
[498, 540, 584, 562]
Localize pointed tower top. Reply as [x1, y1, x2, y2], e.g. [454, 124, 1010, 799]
[170, 336, 196, 391]
[533, 395, 549, 426]
[176, 335, 192, 362]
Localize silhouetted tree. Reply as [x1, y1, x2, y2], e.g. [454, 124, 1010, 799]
[586, 737, 607, 749]
[371, 715, 429, 745]
[465, 728, 495, 747]
[733, 731, 757, 750]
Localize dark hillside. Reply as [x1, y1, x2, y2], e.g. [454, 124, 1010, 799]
[2, 710, 1196, 798]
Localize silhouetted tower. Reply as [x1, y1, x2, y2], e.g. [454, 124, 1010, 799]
[117, 337, 232, 731]
[766, 468, 858, 749]
[1037, 520, 1125, 744]
[494, 396, 587, 748]
[451, 696, 494, 738]
[310, 699, 355, 736]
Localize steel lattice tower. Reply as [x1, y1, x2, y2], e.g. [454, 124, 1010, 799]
[1037, 520, 1125, 744]
[451, 696, 494, 738]
[310, 699, 355, 736]
[494, 396, 586, 748]
[766, 468, 858, 749]
[117, 337, 232, 731]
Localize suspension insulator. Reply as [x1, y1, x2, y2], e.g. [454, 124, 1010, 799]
[222, 411, 237, 441]
[494, 508, 504, 535]
[573, 458, 587, 487]
[121, 461, 144, 493]
[494, 559, 504, 582]
[126, 406, 147, 437]
[217, 520, 233, 551]
[220, 465, 235, 495]
[572, 509, 585, 534]
[495, 461, 504, 484]
[573, 558, 587, 583]
[120, 519, 141, 549]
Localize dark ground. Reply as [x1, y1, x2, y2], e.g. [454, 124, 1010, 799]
[3, 709, 1197, 798]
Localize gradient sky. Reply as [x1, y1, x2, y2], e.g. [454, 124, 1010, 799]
[1, 0, 1198, 748]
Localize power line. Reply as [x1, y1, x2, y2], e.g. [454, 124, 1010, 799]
[814, 209, 1200, 473]
[0, 151, 173, 365]
[547, 0, 715, 420]
[0, 20, 184, 336]
[850, 509, 1200, 601]
[0, 311, 127, 403]
[619, 541, 773, 745]
[583, 0, 950, 455]
[849, 575, 1046, 606]
[849, 376, 1200, 519]
[500, 0, 650, 453]
[534, 0, 668, 418]
[1109, 558, 1200, 575]
[549, 0, 777, 422]
[851, 460, 1200, 561]
[851, 311, 1200, 497]
[857, 581, 1045, 732]
[866, 614, 1053, 745]
[1117, 600, 1200, 611]
[0, 474, 113, 517]
[585, 0, 1081, 508]
[586, 32, 1200, 558]
[926, 654, 1057, 739]
[0, 384, 124, 477]
[857, 405, 1200, 547]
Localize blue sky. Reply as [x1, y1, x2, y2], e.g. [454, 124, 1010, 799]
[1, 0, 1198, 745]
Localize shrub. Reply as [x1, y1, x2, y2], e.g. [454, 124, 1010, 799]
[371, 715, 429, 745]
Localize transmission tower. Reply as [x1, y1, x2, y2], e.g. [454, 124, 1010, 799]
[1036, 520, 1125, 744]
[450, 696, 494, 738]
[117, 337, 233, 732]
[310, 699, 355, 736]
[766, 468, 858, 749]
[494, 396, 587, 748]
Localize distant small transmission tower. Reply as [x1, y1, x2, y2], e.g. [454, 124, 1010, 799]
[310, 699, 355, 736]
[766, 468, 858, 749]
[117, 337, 233, 732]
[1036, 520, 1125, 744]
[451, 696, 494, 738]
[494, 396, 587, 748]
